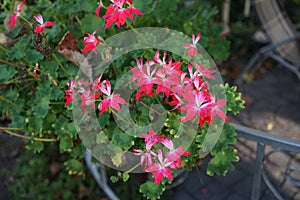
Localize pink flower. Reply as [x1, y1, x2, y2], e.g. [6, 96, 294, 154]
[80, 88, 101, 109]
[161, 138, 191, 168]
[95, 0, 103, 17]
[102, 0, 143, 29]
[81, 30, 101, 54]
[154, 51, 182, 96]
[33, 63, 39, 80]
[192, 62, 217, 80]
[180, 91, 212, 125]
[8, 0, 26, 30]
[186, 63, 209, 92]
[145, 149, 173, 184]
[167, 94, 183, 110]
[92, 74, 103, 92]
[184, 33, 201, 57]
[171, 73, 189, 97]
[98, 80, 127, 114]
[141, 128, 163, 151]
[79, 88, 101, 114]
[64, 79, 92, 107]
[64, 78, 78, 107]
[209, 97, 228, 123]
[133, 149, 154, 168]
[131, 58, 157, 100]
[33, 14, 55, 33]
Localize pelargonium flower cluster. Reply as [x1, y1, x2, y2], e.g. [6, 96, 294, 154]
[95, 0, 143, 29]
[64, 48, 228, 184]
[131, 50, 228, 126]
[133, 128, 191, 184]
[64, 76, 127, 114]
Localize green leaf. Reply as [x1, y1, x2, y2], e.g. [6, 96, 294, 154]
[33, 96, 50, 118]
[110, 176, 119, 183]
[26, 50, 44, 63]
[80, 0, 96, 12]
[122, 172, 130, 182]
[59, 137, 73, 153]
[8, 36, 30, 60]
[133, 0, 153, 14]
[26, 141, 44, 153]
[40, 60, 58, 78]
[81, 14, 105, 35]
[96, 131, 107, 144]
[64, 159, 83, 175]
[152, 0, 178, 22]
[50, 86, 64, 100]
[0, 64, 17, 83]
[112, 152, 123, 167]
[3, 87, 18, 101]
[164, 112, 180, 135]
[70, 144, 85, 159]
[207, 39, 230, 61]
[139, 181, 165, 200]
[98, 111, 110, 128]
[211, 123, 237, 154]
[10, 115, 26, 128]
[28, 117, 43, 135]
[207, 146, 239, 176]
[33, 81, 51, 118]
[224, 83, 245, 115]
[111, 131, 133, 149]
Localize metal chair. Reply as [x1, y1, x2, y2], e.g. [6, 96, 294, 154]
[237, 0, 300, 84]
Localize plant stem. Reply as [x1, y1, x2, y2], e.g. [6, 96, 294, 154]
[19, 15, 33, 27]
[0, 45, 8, 53]
[52, 53, 69, 77]
[125, 162, 141, 173]
[153, 94, 165, 108]
[126, 22, 151, 46]
[0, 96, 17, 106]
[0, 59, 19, 68]
[0, 127, 22, 131]
[1, 129, 57, 142]
[111, 109, 137, 129]
[139, 100, 164, 116]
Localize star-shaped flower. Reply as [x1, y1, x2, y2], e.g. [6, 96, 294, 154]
[33, 14, 55, 33]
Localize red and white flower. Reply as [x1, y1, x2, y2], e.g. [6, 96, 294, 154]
[145, 149, 174, 184]
[8, 0, 26, 29]
[33, 63, 39, 80]
[98, 80, 127, 114]
[141, 128, 163, 151]
[81, 30, 101, 54]
[33, 14, 55, 33]
[184, 33, 201, 57]
[102, 0, 143, 29]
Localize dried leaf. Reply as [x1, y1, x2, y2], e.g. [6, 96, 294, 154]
[56, 31, 92, 80]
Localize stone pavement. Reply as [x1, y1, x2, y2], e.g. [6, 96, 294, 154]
[164, 65, 300, 199]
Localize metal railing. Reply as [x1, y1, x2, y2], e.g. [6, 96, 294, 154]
[233, 123, 300, 200]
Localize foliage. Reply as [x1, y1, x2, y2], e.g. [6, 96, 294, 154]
[0, 0, 244, 199]
[4, 143, 104, 200]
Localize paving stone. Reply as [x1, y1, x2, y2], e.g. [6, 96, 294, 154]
[223, 193, 248, 200]
[230, 176, 253, 198]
